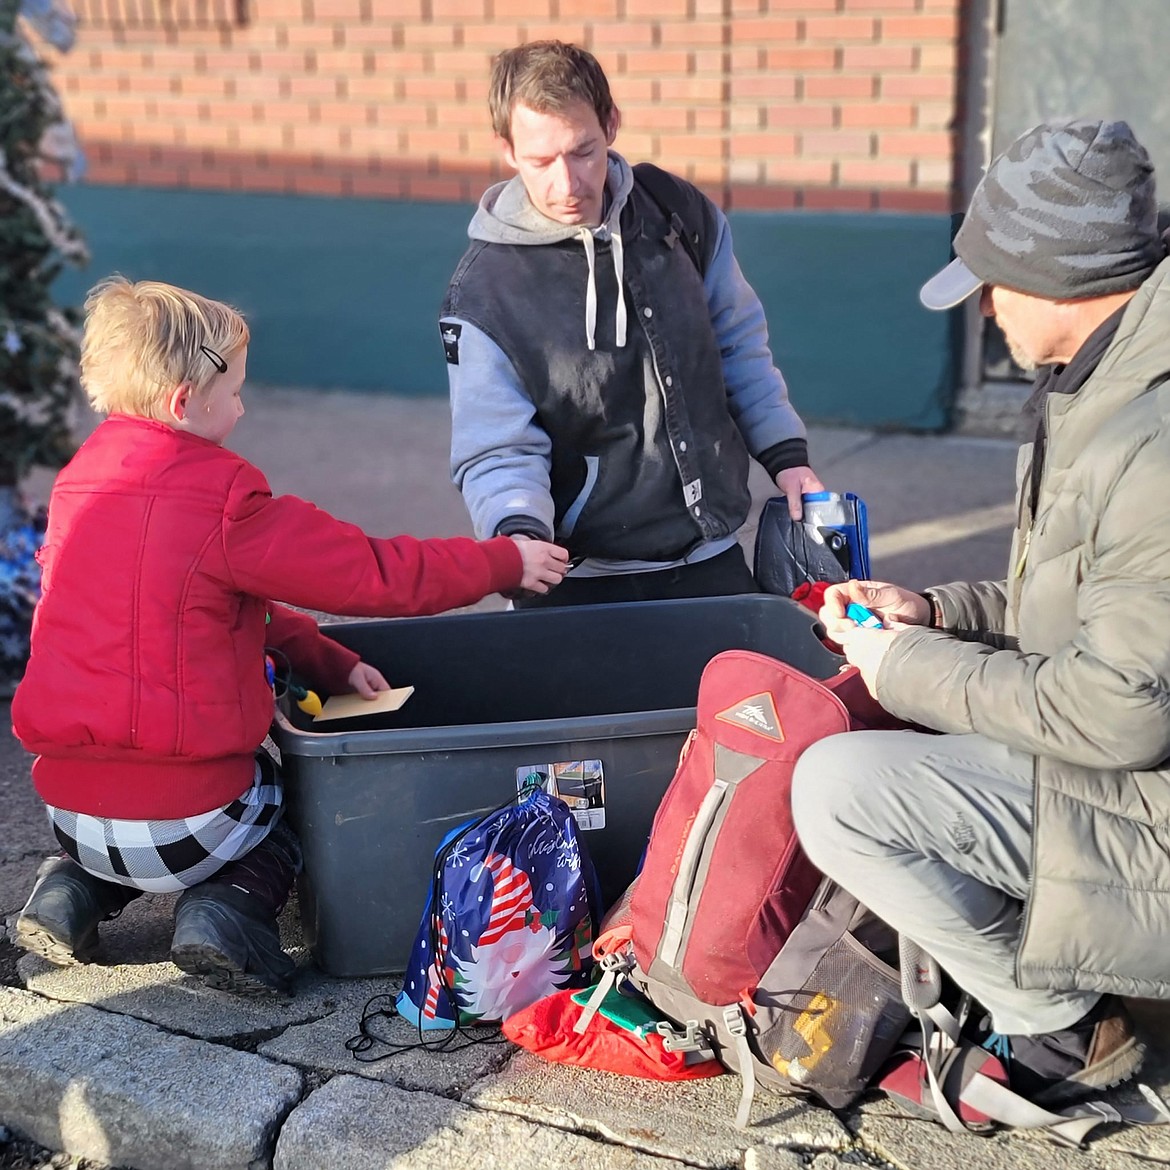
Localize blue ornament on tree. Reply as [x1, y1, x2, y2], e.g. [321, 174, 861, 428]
[0, 486, 45, 697]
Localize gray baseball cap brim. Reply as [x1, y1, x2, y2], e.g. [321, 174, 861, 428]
[919, 257, 984, 310]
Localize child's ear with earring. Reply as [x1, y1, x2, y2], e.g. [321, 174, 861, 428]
[167, 382, 195, 427]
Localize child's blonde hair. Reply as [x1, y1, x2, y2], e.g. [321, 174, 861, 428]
[80, 276, 250, 419]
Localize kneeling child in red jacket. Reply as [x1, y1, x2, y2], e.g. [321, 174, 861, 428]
[10, 276, 568, 996]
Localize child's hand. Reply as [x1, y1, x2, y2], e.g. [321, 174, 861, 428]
[510, 535, 571, 594]
[348, 661, 390, 698]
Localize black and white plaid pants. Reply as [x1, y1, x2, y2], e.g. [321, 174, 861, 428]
[46, 750, 286, 894]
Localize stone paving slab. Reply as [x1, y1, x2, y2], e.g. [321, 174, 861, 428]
[16, 948, 382, 1047]
[857, 1110, 1170, 1170]
[259, 989, 514, 1095]
[466, 1049, 856, 1169]
[10, 892, 317, 1040]
[11, 884, 507, 1088]
[0, 985, 302, 1170]
[272, 1072, 784, 1170]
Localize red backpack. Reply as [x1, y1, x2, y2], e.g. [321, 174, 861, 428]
[580, 650, 910, 1124]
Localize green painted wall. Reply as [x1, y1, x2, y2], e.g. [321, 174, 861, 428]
[731, 213, 958, 431]
[55, 183, 957, 429]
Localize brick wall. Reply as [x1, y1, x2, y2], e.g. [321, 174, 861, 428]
[39, 0, 962, 211]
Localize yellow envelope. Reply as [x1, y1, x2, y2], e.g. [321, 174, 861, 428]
[312, 686, 414, 722]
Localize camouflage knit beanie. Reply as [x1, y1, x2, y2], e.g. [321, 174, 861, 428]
[920, 118, 1163, 309]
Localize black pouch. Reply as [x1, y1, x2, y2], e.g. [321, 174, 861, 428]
[754, 496, 849, 596]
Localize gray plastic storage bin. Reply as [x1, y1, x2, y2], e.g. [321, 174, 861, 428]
[272, 594, 842, 977]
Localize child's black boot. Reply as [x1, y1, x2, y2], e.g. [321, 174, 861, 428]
[13, 855, 140, 965]
[170, 824, 300, 997]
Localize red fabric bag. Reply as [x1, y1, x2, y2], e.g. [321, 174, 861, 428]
[502, 986, 723, 1081]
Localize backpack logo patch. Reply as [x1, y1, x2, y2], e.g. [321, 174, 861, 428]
[715, 692, 784, 741]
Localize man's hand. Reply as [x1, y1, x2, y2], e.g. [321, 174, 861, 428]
[775, 466, 825, 519]
[832, 625, 904, 697]
[510, 535, 570, 595]
[348, 661, 390, 699]
[819, 579, 931, 638]
[818, 579, 929, 698]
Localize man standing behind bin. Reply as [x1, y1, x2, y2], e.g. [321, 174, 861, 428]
[791, 119, 1170, 1113]
[441, 40, 823, 607]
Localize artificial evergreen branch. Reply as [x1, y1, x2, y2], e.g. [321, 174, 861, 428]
[0, 0, 88, 486]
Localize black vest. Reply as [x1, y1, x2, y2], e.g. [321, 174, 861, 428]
[443, 176, 751, 561]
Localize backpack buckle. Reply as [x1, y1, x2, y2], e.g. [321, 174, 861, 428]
[656, 1019, 711, 1055]
[598, 950, 635, 975]
[723, 1004, 749, 1038]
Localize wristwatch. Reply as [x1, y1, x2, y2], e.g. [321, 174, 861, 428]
[920, 590, 943, 629]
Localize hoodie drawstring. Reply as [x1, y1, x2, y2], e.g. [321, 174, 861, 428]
[612, 228, 627, 348]
[579, 226, 627, 351]
[580, 228, 598, 352]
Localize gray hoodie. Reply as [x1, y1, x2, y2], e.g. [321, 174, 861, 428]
[444, 151, 806, 575]
[466, 154, 636, 356]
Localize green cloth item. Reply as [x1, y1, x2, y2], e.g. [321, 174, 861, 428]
[571, 984, 662, 1038]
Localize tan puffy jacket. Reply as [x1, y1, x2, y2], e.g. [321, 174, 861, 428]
[877, 256, 1170, 997]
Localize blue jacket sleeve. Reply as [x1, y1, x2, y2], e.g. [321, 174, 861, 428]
[445, 316, 556, 542]
[704, 206, 807, 462]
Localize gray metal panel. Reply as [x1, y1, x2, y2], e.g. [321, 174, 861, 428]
[967, 0, 1170, 394]
[992, 0, 1170, 198]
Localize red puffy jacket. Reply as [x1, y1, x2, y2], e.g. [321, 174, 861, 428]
[12, 415, 522, 819]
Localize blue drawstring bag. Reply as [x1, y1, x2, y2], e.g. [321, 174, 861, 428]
[395, 786, 600, 1032]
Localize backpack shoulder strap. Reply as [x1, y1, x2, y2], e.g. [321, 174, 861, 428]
[632, 162, 714, 278]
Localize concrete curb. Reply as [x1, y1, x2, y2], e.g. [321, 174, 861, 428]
[0, 985, 301, 1170]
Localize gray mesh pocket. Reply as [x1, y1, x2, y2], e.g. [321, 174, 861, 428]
[756, 932, 909, 1109]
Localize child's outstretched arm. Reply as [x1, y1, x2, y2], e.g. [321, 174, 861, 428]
[221, 463, 568, 617]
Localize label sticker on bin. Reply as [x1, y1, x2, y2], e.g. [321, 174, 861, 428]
[517, 760, 606, 830]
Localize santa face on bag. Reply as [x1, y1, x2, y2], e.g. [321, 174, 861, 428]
[454, 852, 572, 1021]
[456, 921, 568, 1021]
